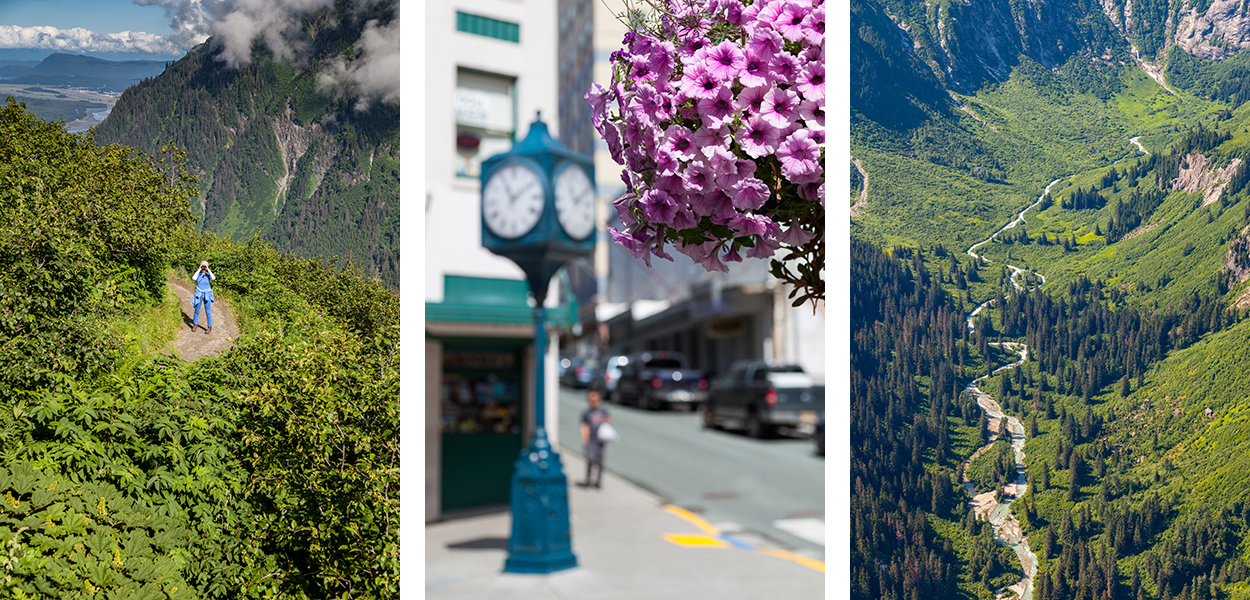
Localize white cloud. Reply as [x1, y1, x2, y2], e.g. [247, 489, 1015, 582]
[0, 0, 399, 109]
[318, 14, 400, 110]
[0, 24, 186, 55]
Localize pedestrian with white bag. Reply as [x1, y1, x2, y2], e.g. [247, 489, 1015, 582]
[579, 390, 615, 489]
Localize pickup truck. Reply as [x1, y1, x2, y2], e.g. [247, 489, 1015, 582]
[702, 361, 824, 439]
[613, 351, 709, 410]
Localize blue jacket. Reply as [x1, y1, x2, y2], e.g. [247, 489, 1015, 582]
[192, 269, 215, 306]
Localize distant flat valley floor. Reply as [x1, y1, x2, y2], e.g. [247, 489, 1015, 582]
[0, 83, 118, 132]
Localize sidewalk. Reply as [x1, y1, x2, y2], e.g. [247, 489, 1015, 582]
[425, 446, 826, 600]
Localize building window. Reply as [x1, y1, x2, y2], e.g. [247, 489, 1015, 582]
[456, 11, 520, 43]
[454, 69, 515, 178]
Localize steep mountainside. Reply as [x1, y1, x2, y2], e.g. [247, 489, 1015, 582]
[94, 0, 399, 288]
[852, 0, 1250, 599]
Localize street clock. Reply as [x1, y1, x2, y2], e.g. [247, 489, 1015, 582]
[483, 159, 546, 239]
[480, 114, 596, 301]
[480, 114, 596, 575]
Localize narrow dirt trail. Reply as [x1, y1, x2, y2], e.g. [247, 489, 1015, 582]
[164, 273, 240, 362]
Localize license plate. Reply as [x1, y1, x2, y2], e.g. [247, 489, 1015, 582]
[799, 411, 817, 424]
[671, 390, 692, 401]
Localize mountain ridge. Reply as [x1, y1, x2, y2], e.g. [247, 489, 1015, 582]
[93, 0, 399, 289]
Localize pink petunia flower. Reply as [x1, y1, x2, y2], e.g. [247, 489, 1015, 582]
[778, 222, 816, 246]
[633, 84, 673, 124]
[739, 49, 774, 87]
[795, 63, 825, 103]
[586, 83, 610, 130]
[681, 159, 715, 194]
[692, 125, 730, 153]
[681, 61, 729, 100]
[745, 28, 784, 61]
[677, 239, 716, 264]
[698, 86, 739, 130]
[663, 124, 698, 161]
[769, 51, 800, 84]
[728, 213, 773, 237]
[737, 114, 783, 158]
[629, 53, 657, 83]
[803, 6, 824, 47]
[738, 85, 771, 115]
[731, 177, 770, 210]
[699, 248, 729, 273]
[775, 2, 809, 42]
[641, 188, 682, 225]
[703, 144, 740, 177]
[646, 40, 678, 83]
[778, 130, 821, 183]
[669, 203, 699, 230]
[689, 189, 734, 219]
[745, 236, 782, 259]
[702, 40, 746, 82]
[760, 87, 800, 128]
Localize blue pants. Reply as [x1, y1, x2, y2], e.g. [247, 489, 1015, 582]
[193, 295, 213, 327]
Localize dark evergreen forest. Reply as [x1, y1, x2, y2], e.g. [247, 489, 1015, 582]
[852, 235, 1250, 600]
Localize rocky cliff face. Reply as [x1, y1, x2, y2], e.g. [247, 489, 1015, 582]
[859, 0, 1250, 105]
[1171, 0, 1250, 60]
[1173, 152, 1243, 205]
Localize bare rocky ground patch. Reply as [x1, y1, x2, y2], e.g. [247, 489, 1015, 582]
[164, 273, 239, 362]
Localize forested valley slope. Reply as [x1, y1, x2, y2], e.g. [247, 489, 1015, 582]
[94, 0, 399, 289]
[852, 0, 1250, 598]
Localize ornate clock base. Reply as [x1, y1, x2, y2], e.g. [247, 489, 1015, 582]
[503, 428, 579, 574]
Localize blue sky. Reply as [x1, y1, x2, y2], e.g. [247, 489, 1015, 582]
[0, 0, 171, 36]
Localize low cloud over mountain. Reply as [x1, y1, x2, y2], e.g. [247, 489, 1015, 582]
[0, 0, 398, 106]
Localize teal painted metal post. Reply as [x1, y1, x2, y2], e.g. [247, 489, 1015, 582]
[503, 306, 578, 573]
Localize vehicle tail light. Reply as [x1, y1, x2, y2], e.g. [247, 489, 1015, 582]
[765, 388, 778, 407]
[698, 378, 708, 390]
[651, 377, 663, 389]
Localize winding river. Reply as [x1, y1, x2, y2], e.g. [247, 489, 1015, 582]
[959, 181, 1056, 600]
[955, 138, 1149, 600]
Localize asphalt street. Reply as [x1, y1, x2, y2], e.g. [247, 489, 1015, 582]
[556, 385, 825, 562]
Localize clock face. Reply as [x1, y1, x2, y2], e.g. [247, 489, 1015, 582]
[554, 163, 595, 240]
[483, 162, 545, 239]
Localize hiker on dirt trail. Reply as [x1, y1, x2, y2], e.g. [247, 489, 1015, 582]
[192, 260, 216, 335]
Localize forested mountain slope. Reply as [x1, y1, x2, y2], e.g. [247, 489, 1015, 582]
[852, 0, 1250, 598]
[94, 0, 399, 289]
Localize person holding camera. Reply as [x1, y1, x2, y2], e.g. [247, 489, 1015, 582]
[192, 260, 216, 334]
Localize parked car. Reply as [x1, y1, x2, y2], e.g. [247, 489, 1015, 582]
[614, 351, 708, 410]
[559, 357, 600, 388]
[592, 355, 629, 397]
[702, 361, 824, 439]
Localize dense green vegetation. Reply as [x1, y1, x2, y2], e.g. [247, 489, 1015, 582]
[93, 0, 399, 289]
[0, 98, 398, 598]
[849, 0, 1250, 596]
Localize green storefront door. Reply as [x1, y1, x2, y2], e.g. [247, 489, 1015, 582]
[439, 343, 526, 512]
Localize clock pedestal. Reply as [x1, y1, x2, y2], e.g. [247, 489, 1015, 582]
[502, 294, 578, 574]
[482, 115, 595, 575]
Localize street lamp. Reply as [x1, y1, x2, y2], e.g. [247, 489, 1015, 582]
[481, 113, 596, 574]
